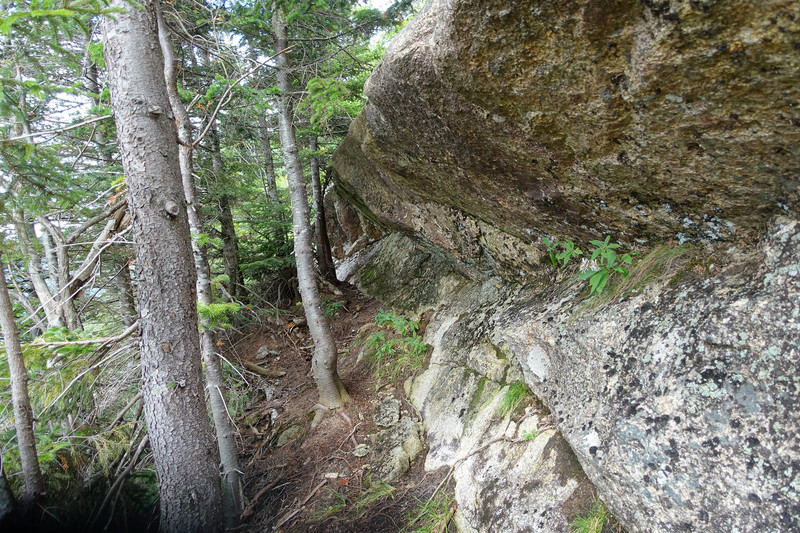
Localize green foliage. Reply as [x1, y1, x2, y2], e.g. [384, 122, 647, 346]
[354, 479, 395, 514]
[403, 491, 455, 533]
[578, 236, 633, 295]
[197, 302, 240, 330]
[542, 236, 583, 268]
[363, 309, 428, 387]
[571, 499, 611, 533]
[500, 381, 529, 416]
[522, 428, 539, 441]
[313, 488, 348, 520]
[321, 296, 346, 318]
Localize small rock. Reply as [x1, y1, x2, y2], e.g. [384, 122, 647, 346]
[256, 346, 279, 360]
[374, 396, 401, 428]
[276, 424, 304, 447]
[353, 444, 370, 457]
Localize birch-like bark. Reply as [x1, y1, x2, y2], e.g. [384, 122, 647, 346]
[102, 1, 223, 529]
[12, 214, 63, 329]
[0, 253, 45, 511]
[157, 8, 242, 527]
[273, 5, 349, 409]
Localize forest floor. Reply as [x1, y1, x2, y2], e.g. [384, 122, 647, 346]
[225, 283, 456, 533]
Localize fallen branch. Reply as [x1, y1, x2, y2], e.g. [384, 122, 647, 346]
[243, 361, 286, 378]
[240, 479, 281, 521]
[271, 478, 328, 530]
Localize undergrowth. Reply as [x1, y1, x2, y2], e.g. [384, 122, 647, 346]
[571, 499, 612, 533]
[357, 309, 429, 387]
[403, 491, 455, 533]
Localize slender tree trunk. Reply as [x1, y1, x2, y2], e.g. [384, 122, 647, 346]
[157, 10, 243, 528]
[206, 121, 243, 301]
[257, 113, 287, 250]
[112, 252, 137, 328]
[273, 6, 349, 409]
[12, 214, 63, 329]
[102, 1, 223, 530]
[35, 217, 81, 331]
[309, 137, 336, 281]
[0, 253, 45, 511]
[257, 112, 280, 205]
[217, 195, 242, 300]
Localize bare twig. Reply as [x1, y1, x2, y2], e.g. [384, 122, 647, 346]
[3, 114, 112, 142]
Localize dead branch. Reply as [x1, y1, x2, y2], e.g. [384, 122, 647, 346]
[243, 361, 286, 378]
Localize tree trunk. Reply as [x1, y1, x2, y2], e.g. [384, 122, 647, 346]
[0, 253, 46, 511]
[309, 137, 336, 282]
[12, 214, 63, 329]
[157, 10, 243, 528]
[257, 112, 280, 205]
[273, 6, 349, 409]
[112, 252, 137, 328]
[217, 195, 242, 301]
[206, 121, 243, 301]
[35, 216, 82, 331]
[102, 1, 224, 530]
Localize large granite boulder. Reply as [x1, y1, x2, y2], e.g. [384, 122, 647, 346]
[330, 0, 800, 531]
[333, 0, 799, 280]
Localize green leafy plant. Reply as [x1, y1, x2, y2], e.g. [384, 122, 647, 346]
[571, 499, 611, 533]
[543, 237, 584, 268]
[522, 428, 539, 441]
[321, 296, 347, 318]
[197, 302, 240, 329]
[500, 381, 530, 416]
[544, 236, 583, 265]
[578, 236, 633, 295]
[364, 309, 429, 386]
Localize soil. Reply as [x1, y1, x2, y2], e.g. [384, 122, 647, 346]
[225, 283, 455, 533]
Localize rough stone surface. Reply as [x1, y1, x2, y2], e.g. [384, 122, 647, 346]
[373, 396, 401, 428]
[333, 0, 799, 281]
[370, 395, 425, 482]
[329, 0, 800, 531]
[408, 284, 597, 533]
[338, 220, 800, 532]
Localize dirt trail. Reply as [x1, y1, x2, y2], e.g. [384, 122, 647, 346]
[226, 285, 454, 532]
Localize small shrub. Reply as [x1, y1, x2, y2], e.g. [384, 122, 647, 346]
[578, 237, 633, 295]
[321, 296, 347, 318]
[522, 428, 539, 441]
[364, 309, 429, 387]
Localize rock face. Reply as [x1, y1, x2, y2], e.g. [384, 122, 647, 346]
[333, 0, 799, 281]
[330, 0, 800, 532]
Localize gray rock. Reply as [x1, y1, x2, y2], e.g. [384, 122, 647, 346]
[373, 396, 401, 428]
[372, 415, 424, 483]
[256, 345, 279, 361]
[333, 0, 798, 282]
